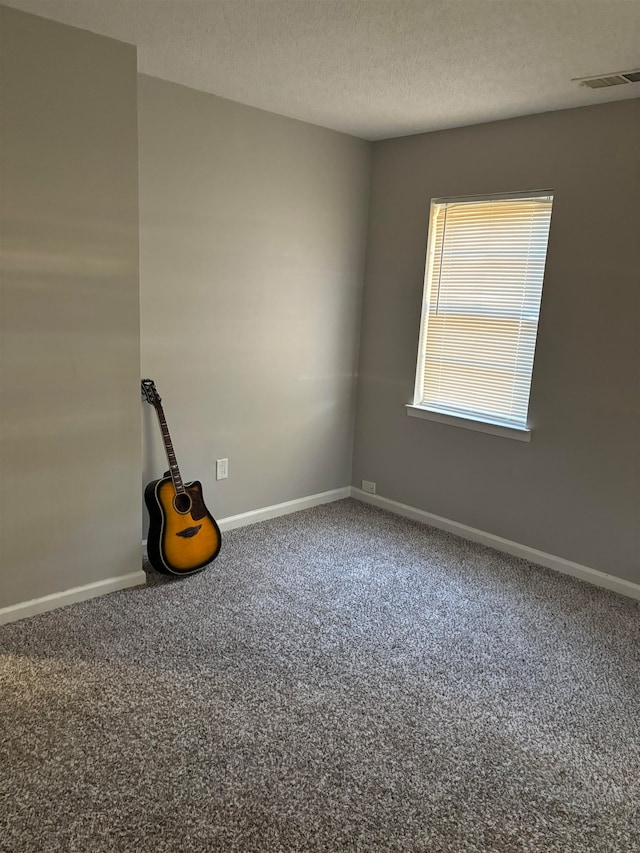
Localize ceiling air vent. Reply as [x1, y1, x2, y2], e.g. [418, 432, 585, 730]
[573, 69, 640, 89]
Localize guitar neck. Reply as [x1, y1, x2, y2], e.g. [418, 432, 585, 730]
[154, 403, 186, 495]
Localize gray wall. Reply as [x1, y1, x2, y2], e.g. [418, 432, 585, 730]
[2, 11, 635, 609]
[0, 7, 141, 608]
[138, 76, 371, 524]
[353, 100, 640, 583]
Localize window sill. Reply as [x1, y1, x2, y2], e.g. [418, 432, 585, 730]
[406, 405, 532, 442]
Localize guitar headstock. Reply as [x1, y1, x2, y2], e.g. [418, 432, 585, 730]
[141, 378, 162, 408]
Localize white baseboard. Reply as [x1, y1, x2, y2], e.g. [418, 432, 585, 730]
[6, 485, 636, 626]
[0, 570, 147, 626]
[351, 488, 640, 601]
[217, 487, 351, 532]
[142, 487, 351, 546]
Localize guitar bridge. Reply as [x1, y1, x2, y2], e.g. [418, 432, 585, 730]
[176, 524, 202, 539]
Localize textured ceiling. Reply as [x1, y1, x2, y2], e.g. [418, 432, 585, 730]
[4, 0, 640, 139]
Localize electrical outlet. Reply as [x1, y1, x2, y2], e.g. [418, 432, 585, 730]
[216, 458, 228, 480]
[361, 479, 376, 494]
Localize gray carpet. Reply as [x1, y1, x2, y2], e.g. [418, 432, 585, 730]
[1, 499, 639, 853]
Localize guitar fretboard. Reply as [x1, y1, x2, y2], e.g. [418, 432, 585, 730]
[155, 404, 186, 495]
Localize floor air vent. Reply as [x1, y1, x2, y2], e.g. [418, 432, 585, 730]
[574, 69, 640, 88]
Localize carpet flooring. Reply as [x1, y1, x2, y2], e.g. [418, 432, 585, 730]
[1, 499, 639, 852]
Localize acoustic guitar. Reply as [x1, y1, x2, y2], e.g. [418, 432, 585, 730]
[141, 379, 221, 575]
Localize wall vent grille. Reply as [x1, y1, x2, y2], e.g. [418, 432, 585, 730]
[574, 69, 640, 89]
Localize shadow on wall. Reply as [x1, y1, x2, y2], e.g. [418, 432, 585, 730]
[141, 401, 160, 532]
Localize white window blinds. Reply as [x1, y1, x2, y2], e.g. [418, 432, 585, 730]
[414, 193, 553, 430]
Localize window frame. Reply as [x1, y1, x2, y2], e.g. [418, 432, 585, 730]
[408, 189, 554, 441]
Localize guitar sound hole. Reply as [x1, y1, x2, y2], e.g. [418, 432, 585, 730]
[173, 492, 192, 514]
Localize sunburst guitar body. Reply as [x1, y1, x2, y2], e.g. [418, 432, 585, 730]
[142, 378, 222, 576]
[144, 476, 221, 575]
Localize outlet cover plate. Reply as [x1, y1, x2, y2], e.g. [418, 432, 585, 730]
[361, 479, 376, 494]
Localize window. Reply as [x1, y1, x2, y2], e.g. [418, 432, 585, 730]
[409, 191, 554, 440]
